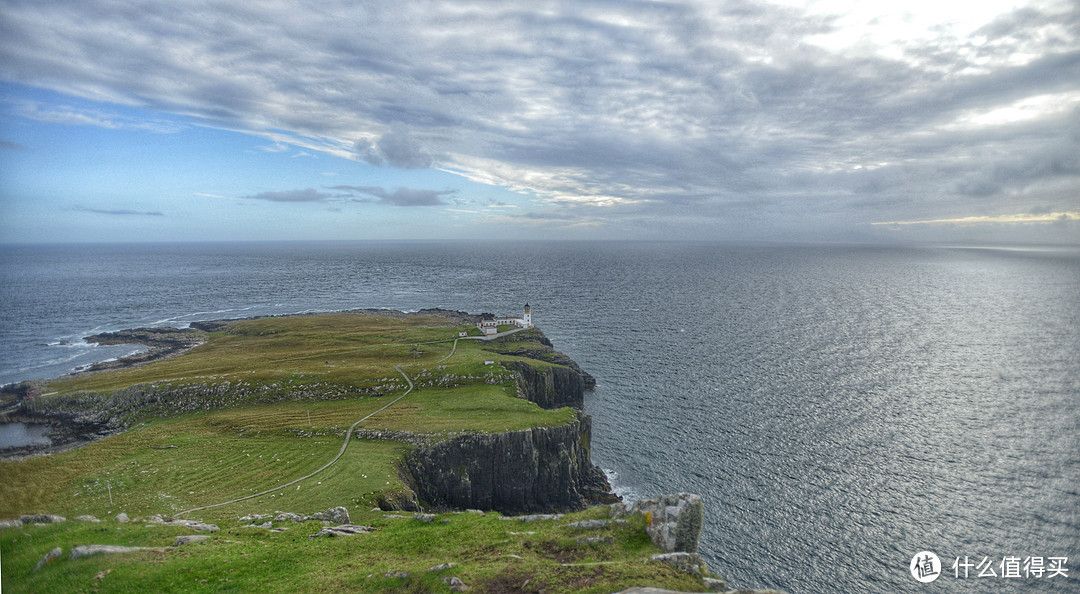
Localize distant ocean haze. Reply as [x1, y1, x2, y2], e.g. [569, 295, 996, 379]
[1, 240, 1077, 592]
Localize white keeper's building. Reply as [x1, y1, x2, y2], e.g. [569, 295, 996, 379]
[477, 304, 533, 335]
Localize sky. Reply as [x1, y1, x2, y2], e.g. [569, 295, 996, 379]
[0, 0, 1078, 244]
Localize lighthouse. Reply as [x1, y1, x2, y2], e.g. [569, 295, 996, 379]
[523, 303, 532, 328]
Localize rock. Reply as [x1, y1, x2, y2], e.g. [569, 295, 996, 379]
[414, 514, 435, 523]
[382, 514, 409, 519]
[33, 547, 63, 573]
[274, 511, 310, 523]
[74, 515, 101, 523]
[428, 562, 457, 572]
[164, 519, 219, 532]
[308, 524, 374, 539]
[0, 519, 23, 530]
[465, 509, 485, 515]
[311, 506, 349, 524]
[568, 519, 609, 529]
[238, 514, 270, 522]
[384, 571, 410, 579]
[703, 577, 728, 592]
[19, 514, 65, 525]
[575, 536, 613, 544]
[69, 545, 158, 560]
[649, 552, 708, 577]
[172, 535, 211, 546]
[497, 514, 562, 523]
[444, 576, 469, 591]
[115, 512, 130, 523]
[241, 521, 273, 529]
[612, 493, 704, 553]
[143, 517, 218, 531]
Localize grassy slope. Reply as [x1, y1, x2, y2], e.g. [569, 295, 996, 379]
[0, 313, 709, 593]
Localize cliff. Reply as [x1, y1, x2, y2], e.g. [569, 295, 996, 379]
[401, 412, 616, 513]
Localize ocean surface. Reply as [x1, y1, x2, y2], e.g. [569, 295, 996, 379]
[1, 241, 1077, 592]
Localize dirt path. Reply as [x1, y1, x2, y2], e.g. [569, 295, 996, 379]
[175, 362, 419, 517]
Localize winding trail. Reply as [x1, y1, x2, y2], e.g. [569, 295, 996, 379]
[175, 362, 419, 517]
[175, 329, 521, 517]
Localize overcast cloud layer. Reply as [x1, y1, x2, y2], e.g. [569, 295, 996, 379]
[1, 0, 1078, 242]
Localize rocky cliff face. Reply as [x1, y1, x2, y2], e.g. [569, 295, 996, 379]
[401, 412, 615, 514]
[503, 361, 589, 409]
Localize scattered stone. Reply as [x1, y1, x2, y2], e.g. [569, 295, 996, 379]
[311, 506, 350, 524]
[444, 576, 469, 591]
[115, 513, 130, 523]
[150, 445, 177, 449]
[703, 577, 728, 592]
[497, 514, 562, 523]
[414, 514, 435, 523]
[241, 522, 273, 530]
[568, 519, 609, 530]
[172, 535, 211, 546]
[0, 519, 23, 530]
[238, 514, 271, 522]
[274, 511, 309, 523]
[74, 515, 102, 523]
[506, 531, 536, 536]
[465, 509, 484, 515]
[384, 570, 410, 579]
[612, 493, 704, 553]
[649, 552, 708, 577]
[143, 516, 218, 532]
[19, 514, 65, 525]
[69, 544, 159, 560]
[33, 547, 63, 573]
[308, 524, 375, 539]
[428, 562, 457, 572]
[575, 536, 613, 544]
[382, 514, 409, 519]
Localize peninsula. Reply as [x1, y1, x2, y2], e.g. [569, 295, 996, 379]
[0, 309, 739, 593]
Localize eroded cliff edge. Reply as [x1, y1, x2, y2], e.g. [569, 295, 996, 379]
[401, 412, 615, 513]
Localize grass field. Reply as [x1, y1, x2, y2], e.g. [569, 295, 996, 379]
[0, 313, 714, 593]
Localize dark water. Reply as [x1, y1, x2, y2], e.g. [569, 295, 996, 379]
[1, 241, 1077, 592]
[0, 423, 52, 448]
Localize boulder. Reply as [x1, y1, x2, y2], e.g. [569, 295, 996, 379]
[0, 519, 23, 530]
[428, 562, 457, 572]
[74, 515, 101, 523]
[172, 535, 212, 546]
[649, 552, 708, 577]
[444, 576, 469, 591]
[69, 545, 158, 560]
[19, 514, 65, 525]
[308, 524, 374, 539]
[115, 512, 130, 523]
[568, 519, 609, 529]
[612, 493, 703, 553]
[311, 506, 350, 524]
[33, 547, 63, 573]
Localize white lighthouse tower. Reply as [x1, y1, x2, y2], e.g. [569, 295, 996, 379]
[523, 303, 532, 328]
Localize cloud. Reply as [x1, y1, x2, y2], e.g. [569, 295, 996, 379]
[74, 206, 164, 216]
[239, 189, 335, 202]
[330, 185, 455, 206]
[354, 126, 438, 169]
[1, 0, 1077, 241]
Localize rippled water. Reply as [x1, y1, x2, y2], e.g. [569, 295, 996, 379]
[1, 241, 1077, 591]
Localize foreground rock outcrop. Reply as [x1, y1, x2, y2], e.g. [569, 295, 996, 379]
[612, 493, 704, 553]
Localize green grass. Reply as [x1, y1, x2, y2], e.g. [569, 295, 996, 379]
[0, 508, 709, 593]
[0, 313, 714, 592]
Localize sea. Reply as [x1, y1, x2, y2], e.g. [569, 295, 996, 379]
[1, 240, 1077, 592]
